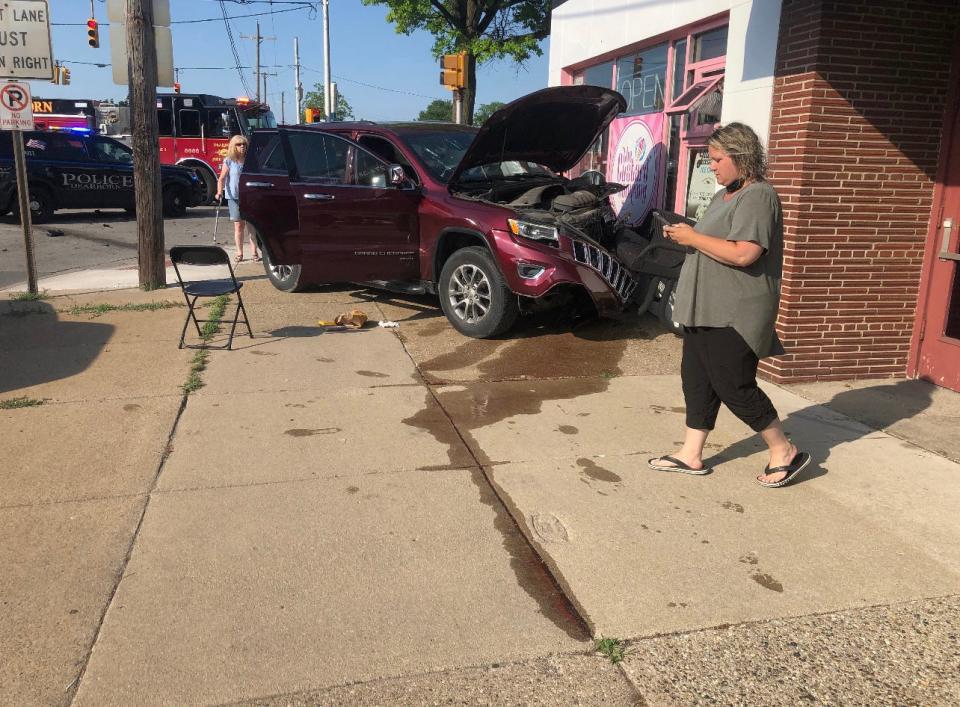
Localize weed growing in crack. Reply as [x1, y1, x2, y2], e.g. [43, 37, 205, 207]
[181, 295, 228, 394]
[595, 636, 629, 664]
[0, 396, 46, 409]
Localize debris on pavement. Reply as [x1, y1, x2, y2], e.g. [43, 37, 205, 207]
[46, 229, 64, 237]
[377, 320, 399, 328]
[334, 310, 368, 328]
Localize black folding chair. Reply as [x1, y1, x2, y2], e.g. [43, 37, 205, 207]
[170, 245, 253, 350]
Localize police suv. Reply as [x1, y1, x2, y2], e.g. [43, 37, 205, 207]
[0, 130, 203, 223]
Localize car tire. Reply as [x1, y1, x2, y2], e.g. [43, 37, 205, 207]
[162, 185, 188, 217]
[438, 246, 518, 338]
[13, 186, 54, 223]
[263, 247, 306, 292]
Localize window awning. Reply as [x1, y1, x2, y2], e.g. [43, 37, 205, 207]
[665, 75, 723, 115]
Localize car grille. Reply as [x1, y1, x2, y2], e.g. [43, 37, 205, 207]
[571, 239, 638, 302]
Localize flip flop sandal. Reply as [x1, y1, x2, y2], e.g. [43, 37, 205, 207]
[757, 451, 811, 488]
[647, 455, 711, 475]
[234, 254, 244, 264]
[252, 254, 262, 262]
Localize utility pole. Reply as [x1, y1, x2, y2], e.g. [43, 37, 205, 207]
[261, 72, 278, 110]
[127, 0, 165, 288]
[294, 37, 303, 124]
[280, 91, 285, 124]
[322, 0, 332, 119]
[240, 22, 275, 102]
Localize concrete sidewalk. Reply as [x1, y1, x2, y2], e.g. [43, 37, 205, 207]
[2, 271, 959, 705]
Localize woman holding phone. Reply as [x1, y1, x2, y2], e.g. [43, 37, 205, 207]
[649, 122, 809, 488]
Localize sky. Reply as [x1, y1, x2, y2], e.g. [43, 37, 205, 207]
[37, 0, 550, 122]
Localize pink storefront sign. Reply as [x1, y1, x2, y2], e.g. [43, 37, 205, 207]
[606, 113, 665, 225]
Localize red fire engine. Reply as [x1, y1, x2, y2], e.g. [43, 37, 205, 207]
[30, 98, 97, 132]
[155, 93, 276, 202]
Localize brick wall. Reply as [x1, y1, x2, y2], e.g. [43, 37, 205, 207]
[761, 0, 958, 382]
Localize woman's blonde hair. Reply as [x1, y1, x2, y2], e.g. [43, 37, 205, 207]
[708, 122, 766, 181]
[225, 134, 249, 163]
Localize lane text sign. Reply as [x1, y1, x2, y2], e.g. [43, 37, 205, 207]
[0, 0, 53, 81]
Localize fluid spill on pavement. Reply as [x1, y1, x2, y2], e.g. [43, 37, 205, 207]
[650, 404, 685, 414]
[249, 350, 278, 356]
[123, 403, 141, 412]
[751, 572, 784, 592]
[284, 427, 341, 437]
[356, 370, 389, 378]
[467, 468, 586, 639]
[739, 552, 759, 565]
[346, 486, 359, 494]
[576, 458, 621, 483]
[316, 357, 334, 363]
[721, 501, 745, 513]
[557, 424, 578, 435]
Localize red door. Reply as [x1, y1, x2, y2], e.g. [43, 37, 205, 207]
[913, 51, 960, 391]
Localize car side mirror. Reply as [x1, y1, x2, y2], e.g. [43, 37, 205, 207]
[388, 164, 406, 187]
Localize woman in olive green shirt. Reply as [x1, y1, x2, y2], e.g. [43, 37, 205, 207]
[648, 123, 809, 488]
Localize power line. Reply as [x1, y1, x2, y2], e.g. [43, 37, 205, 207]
[219, 0, 254, 95]
[52, 5, 314, 25]
[301, 66, 447, 101]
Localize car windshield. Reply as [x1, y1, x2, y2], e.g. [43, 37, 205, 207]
[244, 109, 277, 130]
[401, 129, 554, 183]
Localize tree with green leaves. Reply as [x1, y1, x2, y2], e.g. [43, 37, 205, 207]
[418, 99, 453, 121]
[302, 83, 355, 121]
[472, 101, 505, 126]
[362, 0, 549, 124]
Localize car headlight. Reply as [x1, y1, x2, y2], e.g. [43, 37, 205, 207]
[507, 218, 559, 246]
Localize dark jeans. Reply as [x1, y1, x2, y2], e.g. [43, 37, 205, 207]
[681, 326, 779, 432]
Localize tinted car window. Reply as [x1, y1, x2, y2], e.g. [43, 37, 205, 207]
[41, 134, 88, 161]
[358, 135, 418, 183]
[262, 140, 287, 173]
[91, 136, 133, 163]
[286, 131, 348, 184]
[353, 149, 389, 188]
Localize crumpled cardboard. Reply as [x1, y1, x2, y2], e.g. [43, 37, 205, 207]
[333, 309, 368, 328]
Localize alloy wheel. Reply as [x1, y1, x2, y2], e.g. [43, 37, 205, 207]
[448, 263, 491, 323]
[271, 263, 294, 281]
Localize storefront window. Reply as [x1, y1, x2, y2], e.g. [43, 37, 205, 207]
[582, 61, 614, 89]
[693, 26, 728, 62]
[663, 115, 682, 212]
[672, 39, 687, 100]
[617, 43, 668, 115]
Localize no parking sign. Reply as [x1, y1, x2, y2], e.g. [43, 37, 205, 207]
[0, 81, 34, 130]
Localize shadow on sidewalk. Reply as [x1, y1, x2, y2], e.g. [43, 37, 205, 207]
[0, 300, 113, 395]
[703, 379, 936, 485]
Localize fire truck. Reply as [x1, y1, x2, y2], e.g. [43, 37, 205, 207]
[153, 93, 276, 202]
[30, 98, 97, 132]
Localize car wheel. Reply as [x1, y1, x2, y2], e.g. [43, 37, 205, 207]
[438, 246, 518, 338]
[263, 248, 306, 292]
[162, 186, 188, 217]
[13, 187, 54, 223]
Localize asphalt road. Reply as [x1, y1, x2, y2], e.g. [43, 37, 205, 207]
[0, 205, 227, 290]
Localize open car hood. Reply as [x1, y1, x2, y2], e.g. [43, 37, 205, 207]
[448, 85, 627, 187]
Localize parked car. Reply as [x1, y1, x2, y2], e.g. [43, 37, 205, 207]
[0, 130, 203, 222]
[241, 86, 685, 337]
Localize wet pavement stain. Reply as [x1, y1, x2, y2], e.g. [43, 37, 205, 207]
[123, 404, 141, 412]
[739, 552, 759, 565]
[285, 403, 306, 408]
[249, 350, 278, 356]
[751, 571, 784, 592]
[466, 468, 586, 639]
[415, 319, 449, 337]
[346, 486, 359, 494]
[557, 424, 578, 435]
[722, 501, 745, 513]
[577, 412, 590, 417]
[284, 427, 342, 437]
[357, 370, 389, 378]
[650, 404, 685, 414]
[316, 357, 334, 363]
[576, 458, 622, 483]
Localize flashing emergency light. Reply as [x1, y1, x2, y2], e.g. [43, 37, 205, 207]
[66, 127, 93, 135]
[62, 67, 71, 85]
[87, 19, 100, 48]
[236, 96, 251, 104]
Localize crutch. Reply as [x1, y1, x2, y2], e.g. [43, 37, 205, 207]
[212, 196, 223, 245]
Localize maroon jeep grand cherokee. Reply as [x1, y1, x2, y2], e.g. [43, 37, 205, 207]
[241, 85, 671, 338]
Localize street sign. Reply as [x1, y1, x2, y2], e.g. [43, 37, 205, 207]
[0, 0, 54, 81]
[0, 81, 34, 130]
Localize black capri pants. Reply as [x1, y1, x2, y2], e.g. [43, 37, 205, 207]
[681, 326, 779, 432]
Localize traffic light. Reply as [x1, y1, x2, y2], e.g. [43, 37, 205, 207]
[305, 108, 322, 123]
[86, 19, 99, 48]
[173, 82, 181, 94]
[62, 67, 71, 85]
[439, 52, 468, 90]
[51, 63, 61, 84]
